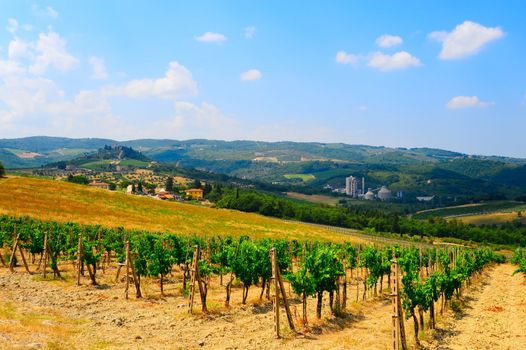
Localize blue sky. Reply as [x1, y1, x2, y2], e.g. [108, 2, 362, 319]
[0, 1, 525, 157]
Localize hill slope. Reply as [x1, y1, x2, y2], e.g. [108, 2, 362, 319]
[2, 136, 526, 200]
[0, 176, 361, 242]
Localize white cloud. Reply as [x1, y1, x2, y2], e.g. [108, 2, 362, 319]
[0, 59, 25, 76]
[367, 51, 421, 71]
[8, 37, 32, 60]
[195, 32, 227, 43]
[6, 18, 18, 34]
[0, 73, 124, 137]
[244, 26, 256, 39]
[429, 21, 504, 60]
[174, 101, 234, 128]
[105, 61, 197, 99]
[89, 56, 108, 80]
[335, 51, 359, 65]
[376, 35, 403, 48]
[446, 96, 493, 109]
[358, 105, 368, 112]
[32, 5, 59, 19]
[149, 101, 237, 139]
[29, 29, 78, 74]
[240, 69, 262, 81]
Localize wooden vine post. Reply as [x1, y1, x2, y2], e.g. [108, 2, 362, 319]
[8, 225, 20, 273]
[125, 240, 130, 299]
[188, 245, 199, 314]
[0, 246, 6, 267]
[76, 232, 82, 286]
[128, 243, 142, 298]
[270, 248, 280, 338]
[9, 224, 30, 274]
[42, 231, 48, 278]
[276, 259, 295, 332]
[270, 247, 295, 339]
[390, 255, 407, 350]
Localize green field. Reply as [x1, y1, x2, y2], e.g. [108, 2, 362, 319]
[284, 173, 316, 182]
[286, 192, 339, 205]
[81, 159, 149, 170]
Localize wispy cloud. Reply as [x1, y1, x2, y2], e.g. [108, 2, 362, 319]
[29, 29, 79, 74]
[32, 5, 59, 19]
[240, 69, 262, 81]
[244, 26, 256, 39]
[104, 61, 197, 99]
[6, 18, 18, 34]
[447, 96, 494, 109]
[429, 21, 504, 60]
[195, 32, 227, 43]
[89, 56, 108, 80]
[367, 51, 421, 71]
[376, 35, 403, 48]
[335, 51, 359, 65]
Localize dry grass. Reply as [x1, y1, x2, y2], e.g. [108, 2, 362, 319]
[0, 301, 83, 349]
[0, 176, 366, 243]
[460, 212, 526, 225]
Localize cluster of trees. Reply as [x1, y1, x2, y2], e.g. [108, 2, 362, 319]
[512, 248, 526, 279]
[66, 174, 90, 185]
[213, 188, 526, 246]
[0, 214, 504, 331]
[0, 161, 5, 177]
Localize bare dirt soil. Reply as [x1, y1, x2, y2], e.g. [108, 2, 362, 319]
[426, 263, 526, 350]
[0, 262, 524, 350]
[0, 261, 400, 350]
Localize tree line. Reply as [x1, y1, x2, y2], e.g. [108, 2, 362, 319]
[212, 187, 526, 246]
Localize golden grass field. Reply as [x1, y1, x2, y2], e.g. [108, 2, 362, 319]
[0, 176, 365, 243]
[459, 212, 526, 225]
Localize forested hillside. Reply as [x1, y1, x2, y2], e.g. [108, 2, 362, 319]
[2, 137, 526, 201]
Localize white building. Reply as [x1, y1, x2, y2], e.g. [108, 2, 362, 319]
[364, 188, 375, 200]
[345, 176, 358, 197]
[377, 186, 392, 201]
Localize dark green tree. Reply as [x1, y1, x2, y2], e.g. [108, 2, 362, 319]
[203, 182, 212, 196]
[165, 176, 174, 192]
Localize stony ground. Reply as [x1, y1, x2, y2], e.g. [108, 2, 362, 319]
[0, 262, 524, 350]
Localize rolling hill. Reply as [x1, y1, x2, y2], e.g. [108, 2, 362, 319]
[2, 136, 526, 201]
[0, 176, 365, 243]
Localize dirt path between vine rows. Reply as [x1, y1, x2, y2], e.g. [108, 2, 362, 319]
[428, 263, 526, 350]
[1, 262, 524, 349]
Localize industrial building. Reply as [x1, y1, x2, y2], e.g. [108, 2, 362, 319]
[345, 175, 365, 198]
[377, 186, 392, 201]
[364, 188, 375, 200]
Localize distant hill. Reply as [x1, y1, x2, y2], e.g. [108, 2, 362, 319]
[45, 145, 152, 171]
[0, 136, 115, 168]
[2, 136, 526, 201]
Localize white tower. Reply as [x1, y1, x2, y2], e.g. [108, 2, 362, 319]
[345, 176, 358, 197]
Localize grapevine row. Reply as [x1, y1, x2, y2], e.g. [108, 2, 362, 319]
[0, 214, 503, 344]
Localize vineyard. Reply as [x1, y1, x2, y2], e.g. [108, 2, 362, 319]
[0, 214, 506, 349]
[512, 248, 526, 279]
